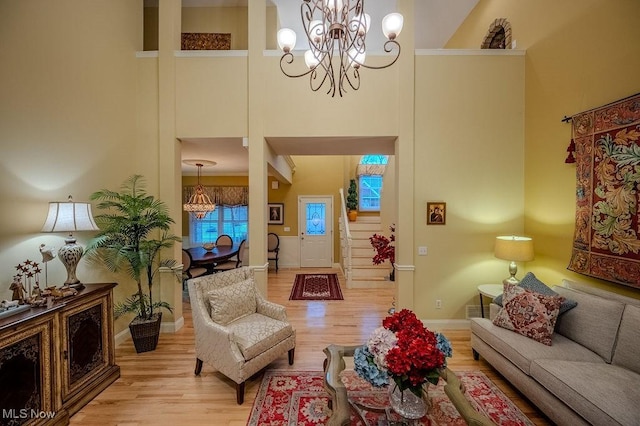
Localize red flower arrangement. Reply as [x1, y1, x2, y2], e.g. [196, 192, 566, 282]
[354, 309, 452, 398]
[383, 310, 445, 390]
[370, 224, 395, 265]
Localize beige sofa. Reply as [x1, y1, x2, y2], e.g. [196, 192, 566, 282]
[470, 280, 640, 426]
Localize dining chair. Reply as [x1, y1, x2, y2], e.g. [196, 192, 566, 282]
[212, 239, 245, 273]
[215, 234, 233, 247]
[267, 232, 280, 272]
[182, 249, 208, 288]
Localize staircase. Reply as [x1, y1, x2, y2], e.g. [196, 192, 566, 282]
[342, 215, 393, 288]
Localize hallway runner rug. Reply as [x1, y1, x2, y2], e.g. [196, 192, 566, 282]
[247, 369, 534, 426]
[289, 274, 343, 301]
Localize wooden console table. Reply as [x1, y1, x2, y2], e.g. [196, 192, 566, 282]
[0, 283, 120, 426]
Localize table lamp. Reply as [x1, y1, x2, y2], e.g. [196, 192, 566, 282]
[41, 195, 99, 289]
[494, 235, 534, 285]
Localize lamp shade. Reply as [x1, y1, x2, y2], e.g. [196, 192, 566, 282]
[382, 13, 404, 40]
[277, 28, 296, 52]
[494, 236, 534, 262]
[41, 197, 98, 233]
[41, 196, 98, 287]
[304, 49, 320, 69]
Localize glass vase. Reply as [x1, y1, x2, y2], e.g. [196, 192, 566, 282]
[388, 381, 430, 420]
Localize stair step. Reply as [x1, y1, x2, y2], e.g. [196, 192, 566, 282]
[349, 278, 394, 289]
[352, 247, 374, 257]
[350, 239, 373, 249]
[349, 222, 381, 232]
[352, 267, 391, 278]
[351, 257, 377, 266]
[353, 216, 381, 224]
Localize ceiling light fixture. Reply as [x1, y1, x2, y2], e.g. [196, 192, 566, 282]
[183, 162, 216, 220]
[277, 0, 403, 97]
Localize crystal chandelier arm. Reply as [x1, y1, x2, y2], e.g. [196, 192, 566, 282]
[279, 52, 316, 79]
[355, 40, 401, 70]
[339, 51, 361, 95]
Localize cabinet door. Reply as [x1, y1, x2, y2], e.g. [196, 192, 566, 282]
[0, 320, 55, 426]
[60, 296, 111, 402]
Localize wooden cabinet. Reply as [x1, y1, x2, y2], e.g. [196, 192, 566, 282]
[0, 284, 119, 426]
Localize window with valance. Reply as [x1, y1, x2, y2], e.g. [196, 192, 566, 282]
[357, 155, 388, 212]
[183, 186, 249, 246]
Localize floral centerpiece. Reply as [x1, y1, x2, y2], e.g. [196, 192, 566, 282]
[354, 309, 452, 400]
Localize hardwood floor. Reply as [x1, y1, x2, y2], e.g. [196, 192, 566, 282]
[70, 268, 552, 425]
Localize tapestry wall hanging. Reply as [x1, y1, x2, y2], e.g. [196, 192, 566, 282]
[568, 93, 640, 288]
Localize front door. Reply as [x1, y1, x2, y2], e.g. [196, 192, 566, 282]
[298, 196, 333, 267]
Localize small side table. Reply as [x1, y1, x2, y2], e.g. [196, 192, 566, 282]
[477, 284, 504, 318]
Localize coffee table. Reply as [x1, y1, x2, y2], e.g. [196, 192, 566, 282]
[322, 344, 496, 426]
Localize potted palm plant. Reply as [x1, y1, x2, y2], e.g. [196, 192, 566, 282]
[85, 175, 181, 353]
[347, 178, 358, 222]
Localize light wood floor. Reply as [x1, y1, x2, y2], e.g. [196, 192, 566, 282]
[71, 268, 552, 425]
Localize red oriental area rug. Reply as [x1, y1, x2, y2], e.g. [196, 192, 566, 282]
[247, 370, 534, 426]
[289, 274, 343, 301]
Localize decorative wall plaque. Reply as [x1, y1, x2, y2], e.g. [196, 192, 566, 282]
[181, 33, 231, 50]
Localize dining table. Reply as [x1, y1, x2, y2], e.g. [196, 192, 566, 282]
[187, 245, 239, 270]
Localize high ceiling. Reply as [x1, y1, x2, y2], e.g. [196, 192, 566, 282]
[175, 0, 479, 174]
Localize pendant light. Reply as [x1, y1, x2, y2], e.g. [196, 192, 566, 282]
[183, 162, 215, 219]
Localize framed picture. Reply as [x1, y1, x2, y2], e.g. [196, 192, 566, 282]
[427, 202, 446, 225]
[268, 203, 284, 225]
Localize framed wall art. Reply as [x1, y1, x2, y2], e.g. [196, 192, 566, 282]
[427, 202, 446, 225]
[268, 203, 284, 225]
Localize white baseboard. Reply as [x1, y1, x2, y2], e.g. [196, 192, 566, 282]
[161, 316, 184, 333]
[114, 316, 184, 347]
[422, 319, 470, 331]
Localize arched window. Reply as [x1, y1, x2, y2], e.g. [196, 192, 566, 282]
[357, 155, 388, 212]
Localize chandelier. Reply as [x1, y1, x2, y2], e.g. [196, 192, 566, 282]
[183, 162, 215, 220]
[277, 0, 403, 97]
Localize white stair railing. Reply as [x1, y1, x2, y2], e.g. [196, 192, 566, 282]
[338, 187, 353, 287]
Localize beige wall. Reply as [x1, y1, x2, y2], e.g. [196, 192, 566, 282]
[262, 55, 401, 137]
[145, 5, 278, 51]
[182, 7, 248, 50]
[448, 0, 640, 298]
[412, 52, 525, 319]
[175, 57, 248, 137]
[0, 1, 146, 325]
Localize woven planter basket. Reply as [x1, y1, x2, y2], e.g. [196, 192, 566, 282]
[129, 312, 162, 353]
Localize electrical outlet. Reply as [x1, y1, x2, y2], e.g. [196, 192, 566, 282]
[435, 299, 442, 309]
[418, 246, 427, 255]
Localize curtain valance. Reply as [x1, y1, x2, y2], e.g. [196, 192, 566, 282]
[356, 164, 386, 176]
[183, 186, 248, 206]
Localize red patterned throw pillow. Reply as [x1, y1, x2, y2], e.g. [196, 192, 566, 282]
[492, 283, 564, 346]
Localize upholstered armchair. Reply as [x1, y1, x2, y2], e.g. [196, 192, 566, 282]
[187, 267, 296, 404]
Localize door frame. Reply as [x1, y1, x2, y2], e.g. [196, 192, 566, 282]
[298, 195, 334, 268]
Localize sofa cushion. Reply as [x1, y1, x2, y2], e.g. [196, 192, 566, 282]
[531, 359, 640, 426]
[494, 272, 578, 315]
[208, 278, 256, 325]
[562, 279, 640, 307]
[227, 313, 294, 360]
[471, 318, 605, 375]
[554, 286, 625, 362]
[492, 283, 563, 345]
[611, 304, 640, 375]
